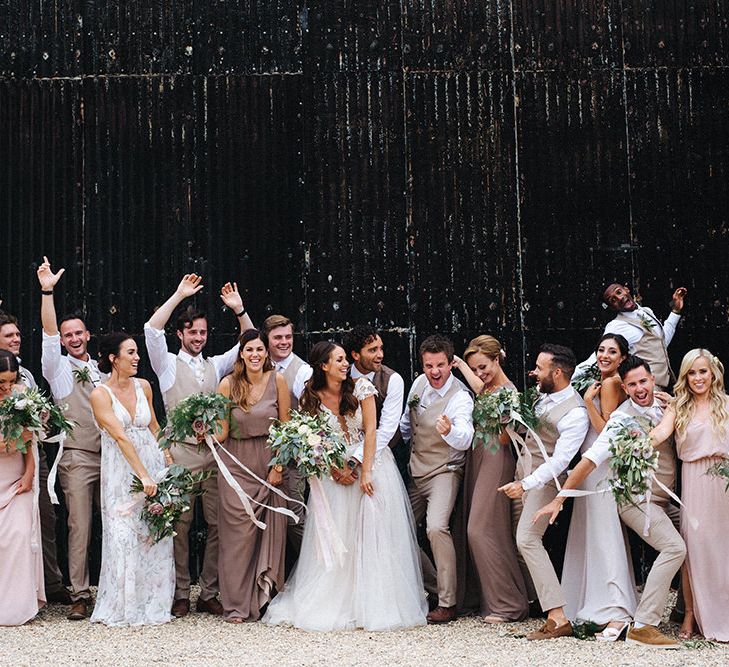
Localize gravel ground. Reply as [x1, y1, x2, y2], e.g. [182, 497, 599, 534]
[2, 589, 726, 667]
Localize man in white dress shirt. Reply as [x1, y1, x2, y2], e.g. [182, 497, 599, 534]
[533, 356, 684, 649]
[37, 257, 108, 620]
[144, 274, 252, 618]
[0, 309, 70, 604]
[577, 283, 687, 390]
[400, 334, 474, 624]
[498, 344, 589, 640]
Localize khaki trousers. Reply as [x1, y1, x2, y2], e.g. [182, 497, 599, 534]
[512, 481, 566, 612]
[38, 447, 65, 594]
[171, 444, 219, 601]
[57, 448, 101, 601]
[283, 465, 306, 556]
[619, 499, 685, 626]
[408, 470, 462, 608]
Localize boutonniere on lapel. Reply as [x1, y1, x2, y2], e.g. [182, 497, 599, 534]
[638, 314, 656, 333]
[408, 394, 421, 410]
[72, 367, 93, 386]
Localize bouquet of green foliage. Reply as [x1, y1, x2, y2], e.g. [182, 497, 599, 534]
[472, 386, 540, 454]
[0, 388, 75, 453]
[127, 465, 215, 544]
[571, 362, 602, 396]
[607, 417, 659, 506]
[706, 458, 729, 493]
[158, 392, 230, 450]
[268, 410, 347, 478]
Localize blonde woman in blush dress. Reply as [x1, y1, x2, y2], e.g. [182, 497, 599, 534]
[650, 349, 729, 641]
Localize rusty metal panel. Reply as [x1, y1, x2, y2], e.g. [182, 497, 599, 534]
[402, 1, 511, 71]
[302, 72, 408, 334]
[623, 0, 729, 68]
[511, 0, 622, 70]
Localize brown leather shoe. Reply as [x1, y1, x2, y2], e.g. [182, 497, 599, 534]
[171, 598, 190, 618]
[526, 618, 573, 640]
[196, 596, 224, 615]
[426, 605, 457, 624]
[626, 625, 680, 649]
[67, 599, 90, 621]
[46, 588, 73, 605]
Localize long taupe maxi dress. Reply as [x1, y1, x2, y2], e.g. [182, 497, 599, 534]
[218, 372, 287, 621]
[458, 384, 528, 620]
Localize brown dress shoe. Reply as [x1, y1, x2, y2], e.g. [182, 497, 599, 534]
[171, 598, 190, 618]
[426, 606, 457, 624]
[196, 597, 224, 615]
[67, 599, 90, 621]
[526, 618, 573, 641]
[46, 588, 73, 605]
[626, 625, 680, 649]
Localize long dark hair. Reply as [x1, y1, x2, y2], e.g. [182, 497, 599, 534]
[98, 331, 133, 374]
[300, 341, 358, 417]
[595, 333, 629, 358]
[228, 329, 273, 410]
[0, 349, 19, 376]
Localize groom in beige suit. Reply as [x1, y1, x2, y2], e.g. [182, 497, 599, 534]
[400, 335, 474, 624]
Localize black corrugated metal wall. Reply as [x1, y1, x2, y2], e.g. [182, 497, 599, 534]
[2, 2, 728, 584]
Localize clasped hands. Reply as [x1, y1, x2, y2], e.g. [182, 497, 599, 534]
[331, 463, 374, 496]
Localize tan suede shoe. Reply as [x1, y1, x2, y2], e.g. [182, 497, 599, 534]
[526, 618, 573, 641]
[626, 625, 680, 649]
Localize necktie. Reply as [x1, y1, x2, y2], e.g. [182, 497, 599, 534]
[191, 357, 205, 385]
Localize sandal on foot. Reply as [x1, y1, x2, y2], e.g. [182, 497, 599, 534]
[596, 621, 630, 642]
[482, 615, 509, 624]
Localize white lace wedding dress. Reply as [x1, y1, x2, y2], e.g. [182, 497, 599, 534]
[264, 379, 427, 631]
[91, 379, 175, 626]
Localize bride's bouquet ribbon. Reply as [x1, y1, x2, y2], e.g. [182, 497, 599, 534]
[205, 434, 303, 530]
[308, 476, 348, 570]
[28, 435, 41, 554]
[505, 411, 562, 491]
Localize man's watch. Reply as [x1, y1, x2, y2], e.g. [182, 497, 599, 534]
[346, 458, 359, 470]
[272, 464, 284, 473]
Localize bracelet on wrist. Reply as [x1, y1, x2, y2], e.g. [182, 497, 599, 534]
[671, 309, 681, 315]
[235, 308, 246, 317]
[41, 290, 53, 295]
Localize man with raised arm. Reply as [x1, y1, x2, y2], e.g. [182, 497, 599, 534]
[498, 344, 589, 640]
[0, 309, 70, 605]
[144, 274, 252, 618]
[37, 257, 108, 620]
[533, 356, 684, 649]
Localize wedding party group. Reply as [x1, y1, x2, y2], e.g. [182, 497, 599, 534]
[1, 260, 728, 652]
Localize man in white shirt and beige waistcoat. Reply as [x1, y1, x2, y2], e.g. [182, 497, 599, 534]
[145, 274, 252, 618]
[37, 257, 108, 620]
[498, 343, 589, 640]
[400, 334, 474, 624]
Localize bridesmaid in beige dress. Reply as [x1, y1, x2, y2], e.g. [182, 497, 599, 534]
[651, 349, 729, 641]
[216, 329, 291, 622]
[454, 335, 528, 622]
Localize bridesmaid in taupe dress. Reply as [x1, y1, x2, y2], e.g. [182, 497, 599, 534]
[216, 329, 291, 622]
[455, 335, 528, 622]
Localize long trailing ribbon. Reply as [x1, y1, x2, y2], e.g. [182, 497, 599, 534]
[204, 434, 300, 530]
[308, 476, 348, 570]
[45, 432, 67, 505]
[506, 411, 563, 490]
[30, 435, 41, 553]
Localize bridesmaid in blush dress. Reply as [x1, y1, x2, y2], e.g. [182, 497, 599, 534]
[650, 349, 729, 641]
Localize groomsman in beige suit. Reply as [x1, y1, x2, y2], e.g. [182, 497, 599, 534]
[37, 258, 108, 620]
[534, 356, 684, 648]
[0, 309, 71, 605]
[400, 335, 474, 624]
[145, 274, 252, 618]
[498, 344, 589, 640]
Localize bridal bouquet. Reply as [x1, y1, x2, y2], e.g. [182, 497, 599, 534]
[472, 386, 540, 454]
[158, 392, 230, 450]
[571, 362, 602, 396]
[607, 418, 659, 506]
[268, 410, 348, 478]
[706, 458, 729, 493]
[0, 388, 75, 453]
[128, 465, 215, 544]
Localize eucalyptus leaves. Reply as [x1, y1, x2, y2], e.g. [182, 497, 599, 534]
[472, 386, 540, 454]
[607, 417, 659, 506]
[0, 388, 74, 453]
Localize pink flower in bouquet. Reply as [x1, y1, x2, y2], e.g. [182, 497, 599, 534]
[629, 429, 641, 438]
[148, 502, 165, 515]
[40, 409, 50, 425]
[314, 444, 324, 455]
[500, 413, 511, 424]
[192, 419, 209, 435]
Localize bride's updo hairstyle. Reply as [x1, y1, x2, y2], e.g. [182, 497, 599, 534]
[300, 341, 358, 418]
[98, 331, 133, 374]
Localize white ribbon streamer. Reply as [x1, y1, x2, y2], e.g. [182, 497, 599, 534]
[506, 411, 563, 490]
[30, 436, 41, 554]
[45, 432, 67, 505]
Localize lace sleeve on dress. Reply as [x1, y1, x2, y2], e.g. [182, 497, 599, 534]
[353, 378, 378, 402]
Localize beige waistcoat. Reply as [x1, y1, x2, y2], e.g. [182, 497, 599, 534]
[615, 312, 675, 388]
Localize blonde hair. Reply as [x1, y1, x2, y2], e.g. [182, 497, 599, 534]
[674, 348, 728, 436]
[463, 335, 504, 362]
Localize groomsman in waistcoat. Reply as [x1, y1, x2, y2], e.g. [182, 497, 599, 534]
[400, 335, 474, 624]
[260, 314, 312, 556]
[37, 258, 108, 620]
[534, 356, 684, 649]
[577, 284, 687, 391]
[498, 344, 589, 640]
[342, 325, 405, 470]
[145, 274, 252, 618]
[0, 310, 71, 604]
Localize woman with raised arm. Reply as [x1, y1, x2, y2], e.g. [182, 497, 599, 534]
[453, 336, 528, 623]
[215, 329, 291, 622]
[264, 341, 426, 631]
[0, 350, 45, 625]
[650, 349, 729, 641]
[89, 332, 175, 626]
[562, 333, 637, 640]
